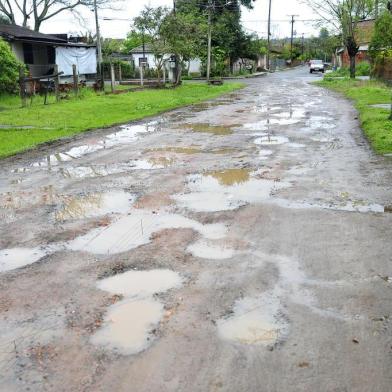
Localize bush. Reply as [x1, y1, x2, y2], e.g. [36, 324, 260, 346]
[0, 38, 22, 93]
[102, 59, 135, 79]
[356, 62, 371, 76]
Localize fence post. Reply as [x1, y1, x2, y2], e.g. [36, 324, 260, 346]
[140, 65, 144, 87]
[110, 63, 115, 93]
[54, 64, 60, 102]
[72, 64, 78, 96]
[19, 67, 26, 108]
[118, 63, 122, 83]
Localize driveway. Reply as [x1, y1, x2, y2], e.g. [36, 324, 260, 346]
[0, 67, 391, 392]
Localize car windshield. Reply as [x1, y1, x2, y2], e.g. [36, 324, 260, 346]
[311, 60, 323, 64]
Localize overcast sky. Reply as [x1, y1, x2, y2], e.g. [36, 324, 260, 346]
[40, 0, 320, 40]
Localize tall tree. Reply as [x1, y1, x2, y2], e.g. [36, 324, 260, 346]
[0, 0, 118, 31]
[305, 0, 373, 78]
[133, 6, 171, 84]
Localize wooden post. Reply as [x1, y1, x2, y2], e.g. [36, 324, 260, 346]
[54, 64, 60, 102]
[110, 63, 115, 93]
[118, 63, 122, 83]
[140, 65, 144, 87]
[72, 64, 78, 96]
[19, 67, 26, 108]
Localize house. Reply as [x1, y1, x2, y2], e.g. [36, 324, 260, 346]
[130, 44, 202, 77]
[335, 19, 375, 67]
[0, 24, 97, 80]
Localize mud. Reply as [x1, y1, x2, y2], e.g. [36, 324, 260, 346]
[0, 67, 391, 392]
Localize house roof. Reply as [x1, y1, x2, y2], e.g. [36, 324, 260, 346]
[130, 44, 153, 54]
[0, 24, 67, 44]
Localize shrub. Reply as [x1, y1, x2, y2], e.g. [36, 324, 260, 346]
[356, 62, 371, 76]
[0, 38, 22, 93]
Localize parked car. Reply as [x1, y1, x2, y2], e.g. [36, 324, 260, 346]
[309, 60, 325, 73]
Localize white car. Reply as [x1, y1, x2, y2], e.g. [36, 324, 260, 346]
[309, 60, 325, 73]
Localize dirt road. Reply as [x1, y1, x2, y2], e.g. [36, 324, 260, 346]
[0, 67, 391, 392]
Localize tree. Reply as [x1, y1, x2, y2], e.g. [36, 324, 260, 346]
[0, 0, 118, 31]
[369, 10, 392, 57]
[0, 38, 22, 93]
[305, 0, 373, 78]
[161, 11, 207, 84]
[122, 30, 147, 53]
[133, 6, 170, 84]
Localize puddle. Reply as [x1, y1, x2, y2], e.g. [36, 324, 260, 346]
[92, 269, 182, 355]
[147, 157, 175, 168]
[187, 239, 235, 260]
[209, 148, 237, 155]
[145, 146, 202, 155]
[91, 299, 163, 355]
[254, 135, 289, 145]
[207, 168, 250, 186]
[172, 170, 289, 212]
[0, 247, 48, 272]
[217, 292, 288, 346]
[98, 269, 183, 297]
[55, 191, 135, 221]
[243, 122, 268, 131]
[306, 116, 336, 130]
[272, 198, 385, 214]
[259, 149, 274, 158]
[288, 142, 305, 148]
[26, 122, 161, 169]
[184, 123, 234, 135]
[68, 209, 227, 254]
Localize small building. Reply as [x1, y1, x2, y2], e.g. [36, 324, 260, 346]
[0, 24, 97, 80]
[130, 44, 202, 77]
[334, 19, 375, 67]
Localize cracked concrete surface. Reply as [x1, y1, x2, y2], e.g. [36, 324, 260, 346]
[0, 67, 391, 392]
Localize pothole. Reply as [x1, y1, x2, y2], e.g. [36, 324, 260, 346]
[172, 169, 289, 212]
[91, 269, 182, 355]
[67, 209, 227, 255]
[55, 191, 135, 221]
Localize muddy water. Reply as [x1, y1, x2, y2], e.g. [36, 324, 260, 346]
[184, 123, 235, 135]
[254, 135, 289, 145]
[217, 291, 288, 346]
[0, 247, 48, 272]
[68, 209, 227, 255]
[92, 269, 182, 355]
[207, 168, 251, 186]
[97, 269, 183, 297]
[187, 239, 235, 260]
[173, 170, 290, 212]
[55, 191, 135, 221]
[144, 146, 202, 155]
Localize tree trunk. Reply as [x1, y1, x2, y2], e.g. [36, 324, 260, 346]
[175, 63, 182, 85]
[349, 55, 356, 79]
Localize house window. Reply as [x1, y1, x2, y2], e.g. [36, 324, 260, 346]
[23, 43, 34, 64]
[47, 46, 55, 64]
[139, 57, 148, 67]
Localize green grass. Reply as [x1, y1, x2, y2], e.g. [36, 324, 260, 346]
[0, 83, 243, 158]
[316, 78, 392, 154]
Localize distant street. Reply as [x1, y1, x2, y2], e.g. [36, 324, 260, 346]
[0, 67, 391, 391]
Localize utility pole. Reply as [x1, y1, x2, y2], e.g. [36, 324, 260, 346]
[93, 0, 103, 88]
[288, 15, 298, 65]
[301, 33, 304, 56]
[206, 0, 213, 82]
[266, 0, 272, 71]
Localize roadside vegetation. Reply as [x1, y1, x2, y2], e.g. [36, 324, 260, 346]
[317, 78, 392, 154]
[0, 82, 242, 158]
